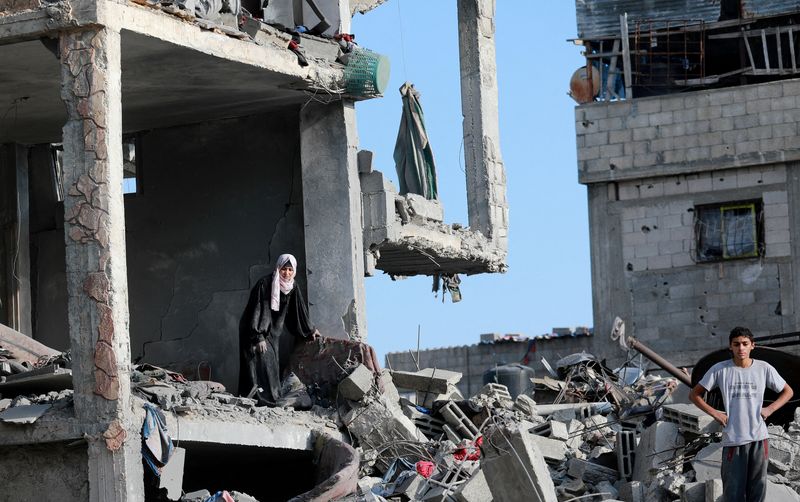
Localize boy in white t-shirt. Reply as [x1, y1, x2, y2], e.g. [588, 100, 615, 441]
[689, 327, 793, 502]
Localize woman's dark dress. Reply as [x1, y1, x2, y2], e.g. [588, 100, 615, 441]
[238, 274, 315, 405]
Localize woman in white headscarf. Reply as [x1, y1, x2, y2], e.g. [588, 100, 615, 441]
[238, 253, 319, 406]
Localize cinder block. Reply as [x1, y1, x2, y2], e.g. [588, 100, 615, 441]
[439, 401, 479, 440]
[568, 458, 619, 484]
[617, 430, 635, 481]
[619, 481, 645, 502]
[338, 364, 374, 401]
[633, 422, 684, 483]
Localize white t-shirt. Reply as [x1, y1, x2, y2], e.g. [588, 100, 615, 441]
[698, 359, 786, 446]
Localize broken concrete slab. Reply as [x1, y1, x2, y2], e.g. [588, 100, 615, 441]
[681, 481, 704, 502]
[768, 481, 800, 502]
[338, 364, 374, 401]
[0, 403, 52, 424]
[633, 421, 684, 483]
[417, 382, 463, 409]
[619, 480, 645, 502]
[452, 469, 491, 502]
[390, 368, 462, 394]
[692, 443, 722, 482]
[343, 395, 426, 470]
[482, 421, 557, 502]
[159, 446, 185, 501]
[529, 434, 567, 462]
[596, 480, 619, 500]
[0, 365, 72, 396]
[704, 479, 722, 502]
[567, 458, 619, 484]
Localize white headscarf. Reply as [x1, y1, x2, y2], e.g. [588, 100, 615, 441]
[271, 254, 297, 311]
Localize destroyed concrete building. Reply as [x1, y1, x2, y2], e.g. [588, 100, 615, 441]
[571, 0, 800, 369]
[0, 0, 508, 499]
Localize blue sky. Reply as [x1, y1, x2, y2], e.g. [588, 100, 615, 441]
[351, 2, 591, 362]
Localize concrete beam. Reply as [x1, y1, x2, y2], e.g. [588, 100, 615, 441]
[300, 101, 367, 341]
[457, 0, 508, 251]
[59, 27, 142, 501]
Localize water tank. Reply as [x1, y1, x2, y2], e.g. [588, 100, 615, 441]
[483, 363, 535, 399]
[692, 346, 800, 427]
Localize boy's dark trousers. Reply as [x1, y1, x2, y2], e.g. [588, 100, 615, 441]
[721, 439, 768, 502]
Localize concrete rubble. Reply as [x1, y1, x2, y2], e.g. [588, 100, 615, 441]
[5, 338, 800, 501]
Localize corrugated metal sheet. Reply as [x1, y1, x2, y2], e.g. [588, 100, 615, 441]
[576, 0, 800, 39]
[741, 0, 800, 19]
[575, 0, 720, 38]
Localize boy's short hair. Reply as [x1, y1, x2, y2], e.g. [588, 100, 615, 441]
[729, 326, 754, 343]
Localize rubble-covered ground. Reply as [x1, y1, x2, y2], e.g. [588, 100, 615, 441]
[4, 342, 800, 502]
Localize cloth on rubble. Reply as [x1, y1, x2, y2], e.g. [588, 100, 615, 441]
[204, 491, 236, 502]
[142, 403, 174, 476]
[415, 461, 435, 478]
[453, 436, 482, 462]
[238, 254, 316, 406]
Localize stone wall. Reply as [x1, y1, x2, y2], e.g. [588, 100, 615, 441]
[575, 79, 800, 184]
[575, 79, 800, 369]
[30, 110, 306, 393]
[386, 336, 595, 397]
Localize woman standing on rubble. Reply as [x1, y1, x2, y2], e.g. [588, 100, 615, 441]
[238, 253, 319, 406]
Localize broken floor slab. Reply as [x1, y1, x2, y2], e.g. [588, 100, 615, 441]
[389, 367, 463, 395]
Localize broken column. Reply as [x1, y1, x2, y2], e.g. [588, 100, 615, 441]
[300, 101, 367, 341]
[60, 27, 143, 501]
[456, 0, 508, 250]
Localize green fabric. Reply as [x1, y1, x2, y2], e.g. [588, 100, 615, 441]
[393, 82, 439, 200]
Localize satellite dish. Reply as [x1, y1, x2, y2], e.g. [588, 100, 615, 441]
[569, 65, 600, 104]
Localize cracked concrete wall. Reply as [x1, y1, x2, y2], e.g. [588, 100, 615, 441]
[300, 101, 367, 342]
[0, 442, 89, 501]
[124, 111, 306, 394]
[29, 110, 308, 394]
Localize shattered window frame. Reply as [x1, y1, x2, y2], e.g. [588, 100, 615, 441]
[694, 200, 764, 263]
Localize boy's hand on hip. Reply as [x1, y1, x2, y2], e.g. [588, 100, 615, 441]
[761, 407, 773, 420]
[712, 410, 728, 427]
[257, 341, 267, 353]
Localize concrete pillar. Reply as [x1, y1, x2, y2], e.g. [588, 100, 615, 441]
[300, 101, 367, 341]
[59, 28, 143, 501]
[457, 0, 508, 249]
[586, 183, 628, 351]
[0, 144, 32, 335]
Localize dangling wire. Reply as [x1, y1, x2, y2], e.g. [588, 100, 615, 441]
[396, 0, 409, 82]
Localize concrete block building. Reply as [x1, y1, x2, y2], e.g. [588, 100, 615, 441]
[0, 0, 507, 499]
[571, 0, 800, 368]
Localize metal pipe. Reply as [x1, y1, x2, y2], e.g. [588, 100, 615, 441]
[626, 336, 692, 387]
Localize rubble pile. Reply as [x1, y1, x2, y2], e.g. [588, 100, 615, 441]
[332, 356, 800, 502]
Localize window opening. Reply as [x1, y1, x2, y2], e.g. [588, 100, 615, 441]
[695, 201, 763, 262]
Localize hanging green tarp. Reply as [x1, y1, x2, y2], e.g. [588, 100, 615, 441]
[393, 82, 439, 200]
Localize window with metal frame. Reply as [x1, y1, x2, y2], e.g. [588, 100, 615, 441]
[695, 201, 763, 262]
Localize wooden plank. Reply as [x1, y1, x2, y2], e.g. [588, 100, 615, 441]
[743, 29, 756, 71]
[778, 31, 784, 72]
[762, 29, 770, 71]
[620, 13, 632, 99]
[605, 38, 620, 102]
[790, 27, 796, 73]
